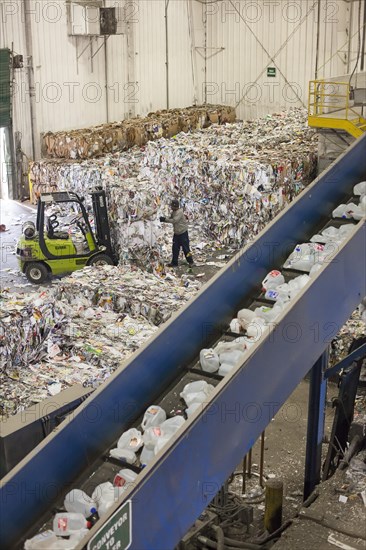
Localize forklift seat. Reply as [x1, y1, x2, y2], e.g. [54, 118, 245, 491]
[46, 215, 69, 240]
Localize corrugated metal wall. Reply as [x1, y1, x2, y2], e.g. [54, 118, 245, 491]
[203, 0, 360, 120]
[0, 1, 33, 159]
[1, 0, 365, 162]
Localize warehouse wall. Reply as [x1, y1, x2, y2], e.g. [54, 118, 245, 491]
[0, 1, 33, 161]
[202, 0, 366, 120]
[1, 0, 365, 163]
[0, 0, 196, 160]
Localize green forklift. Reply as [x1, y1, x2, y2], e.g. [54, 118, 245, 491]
[16, 188, 117, 284]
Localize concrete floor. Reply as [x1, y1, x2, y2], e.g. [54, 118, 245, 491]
[0, 199, 37, 291]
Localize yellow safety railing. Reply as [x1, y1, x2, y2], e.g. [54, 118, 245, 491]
[308, 80, 366, 138]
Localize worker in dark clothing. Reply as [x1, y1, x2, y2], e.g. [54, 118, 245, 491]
[159, 199, 194, 267]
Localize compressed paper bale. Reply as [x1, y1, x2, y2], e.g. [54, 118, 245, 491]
[41, 105, 237, 160]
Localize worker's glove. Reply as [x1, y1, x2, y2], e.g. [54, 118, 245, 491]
[159, 216, 166, 222]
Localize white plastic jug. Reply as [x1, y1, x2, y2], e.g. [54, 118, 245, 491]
[254, 304, 283, 323]
[185, 402, 202, 417]
[284, 243, 320, 272]
[180, 381, 214, 407]
[64, 489, 97, 520]
[332, 203, 360, 219]
[109, 448, 136, 464]
[246, 317, 267, 340]
[91, 482, 114, 505]
[309, 263, 323, 277]
[199, 348, 220, 373]
[143, 426, 163, 449]
[68, 529, 90, 545]
[49, 539, 81, 550]
[234, 336, 256, 350]
[154, 434, 172, 456]
[92, 482, 117, 517]
[215, 339, 246, 355]
[237, 309, 256, 330]
[141, 406, 166, 431]
[229, 318, 242, 333]
[354, 181, 366, 195]
[140, 445, 156, 467]
[218, 363, 235, 377]
[288, 275, 310, 299]
[117, 428, 143, 451]
[24, 531, 58, 550]
[113, 468, 138, 488]
[262, 270, 285, 291]
[160, 416, 185, 435]
[218, 349, 246, 366]
[53, 513, 88, 536]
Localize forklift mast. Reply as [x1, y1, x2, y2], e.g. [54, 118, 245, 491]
[91, 188, 115, 261]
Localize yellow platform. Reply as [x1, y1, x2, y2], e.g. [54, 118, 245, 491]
[308, 80, 366, 139]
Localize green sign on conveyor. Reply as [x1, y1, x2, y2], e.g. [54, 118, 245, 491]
[87, 501, 132, 550]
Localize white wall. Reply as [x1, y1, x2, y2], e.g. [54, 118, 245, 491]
[0, 0, 196, 159]
[201, 0, 366, 120]
[1, 0, 365, 162]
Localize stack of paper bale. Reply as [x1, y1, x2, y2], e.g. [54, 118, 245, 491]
[42, 104, 236, 160]
[30, 108, 318, 262]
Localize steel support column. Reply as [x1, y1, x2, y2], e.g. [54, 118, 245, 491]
[304, 349, 328, 500]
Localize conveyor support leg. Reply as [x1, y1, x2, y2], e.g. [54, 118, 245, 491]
[304, 349, 328, 500]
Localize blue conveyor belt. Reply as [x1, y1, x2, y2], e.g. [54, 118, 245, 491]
[1, 135, 366, 549]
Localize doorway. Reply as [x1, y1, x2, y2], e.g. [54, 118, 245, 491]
[0, 127, 9, 200]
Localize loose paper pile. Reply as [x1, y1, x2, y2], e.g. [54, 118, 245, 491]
[0, 265, 201, 417]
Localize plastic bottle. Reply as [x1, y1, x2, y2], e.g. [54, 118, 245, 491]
[246, 317, 267, 340]
[140, 445, 156, 467]
[237, 309, 256, 330]
[229, 318, 241, 333]
[218, 363, 235, 377]
[113, 468, 138, 488]
[154, 434, 172, 456]
[234, 336, 256, 350]
[199, 348, 220, 373]
[64, 489, 98, 523]
[284, 243, 317, 271]
[53, 513, 89, 536]
[48, 540, 78, 550]
[117, 428, 143, 451]
[109, 447, 136, 464]
[332, 203, 360, 219]
[92, 482, 116, 517]
[69, 529, 90, 545]
[92, 482, 114, 505]
[180, 381, 214, 407]
[254, 303, 283, 323]
[24, 530, 58, 549]
[185, 402, 202, 417]
[160, 416, 185, 435]
[215, 339, 246, 355]
[262, 270, 285, 291]
[218, 349, 246, 366]
[287, 275, 310, 299]
[354, 181, 366, 195]
[309, 263, 323, 277]
[143, 426, 163, 448]
[141, 406, 166, 431]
